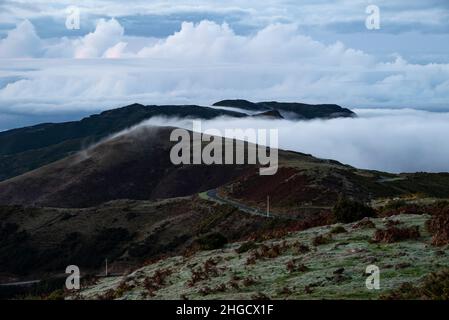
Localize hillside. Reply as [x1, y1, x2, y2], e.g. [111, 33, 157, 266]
[0, 126, 251, 208]
[1, 107, 449, 300]
[1, 124, 449, 210]
[70, 213, 449, 300]
[0, 197, 284, 280]
[0, 104, 246, 182]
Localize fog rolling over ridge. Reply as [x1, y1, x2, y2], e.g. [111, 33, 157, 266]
[142, 108, 449, 173]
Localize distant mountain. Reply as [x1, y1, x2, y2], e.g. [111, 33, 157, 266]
[213, 99, 356, 119]
[0, 103, 245, 156]
[0, 101, 356, 182]
[253, 110, 284, 119]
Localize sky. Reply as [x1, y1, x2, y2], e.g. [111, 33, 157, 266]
[0, 1, 448, 172]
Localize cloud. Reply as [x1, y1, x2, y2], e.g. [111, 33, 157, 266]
[136, 108, 449, 173]
[74, 18, 124, 58]
[0, 20, 42, 58]
[0, 19, 449, 116]
[2, 0, 449, 34]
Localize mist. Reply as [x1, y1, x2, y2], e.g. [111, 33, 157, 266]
[138, 108, 449, 173]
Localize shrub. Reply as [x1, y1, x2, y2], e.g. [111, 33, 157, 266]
[143, 268, 173, 296]
[236, 241, 258, 254]
[293, 242, 310, 254]
[286, 260, 309, 273]
[312, 234, 331, 246]
[382, 269, 449, 300]
[426, 206, 449, 246]
[242, 277, 258, 287]
[372, 226, 420, 243]
[187, 258, 221, 286]
[196, 232, 228, 251]
[383, 200, 407, 211]
[384, 219, 402, 227]
[330, 225, 347, 234]
[352, 218, 375, 229]
[333, 196, 376, 223]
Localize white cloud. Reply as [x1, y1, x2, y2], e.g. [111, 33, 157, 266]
[0, 19, 449, 115]
[103, 42, 128, 58]
[74, 18, 124, 58]
[136, 109, 449, 173]
[0, 20, 42, 58]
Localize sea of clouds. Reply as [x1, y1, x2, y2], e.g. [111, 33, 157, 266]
[138, 108, 449, 174]
[0, 18, 448, 173]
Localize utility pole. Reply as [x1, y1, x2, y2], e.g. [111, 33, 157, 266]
[267, 195, 270, 218]
[105, 258, 108, 277]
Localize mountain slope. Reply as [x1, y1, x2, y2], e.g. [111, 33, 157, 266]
[2, 123, 449, 210]
[0, 104, 246, 181]
[0, 126, 251, 208]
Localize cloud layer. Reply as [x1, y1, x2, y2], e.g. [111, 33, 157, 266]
[0, 18, 448, 118]
[139, 108, 449, 173]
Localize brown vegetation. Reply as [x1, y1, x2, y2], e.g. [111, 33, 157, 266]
[372, 226, 420, 243]
[426, 205, 449, 246]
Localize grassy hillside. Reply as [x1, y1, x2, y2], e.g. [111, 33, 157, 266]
[69, 213, 449, 300]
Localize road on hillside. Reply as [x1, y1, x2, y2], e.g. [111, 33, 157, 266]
[205, 189, 273, 218]
[203, 189, 332, 221]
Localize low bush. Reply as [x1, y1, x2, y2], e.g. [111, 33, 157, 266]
[382, 269, 449, 300]
[143, 268, 173, 296]
[330, 225, 347, 234]
[286, 260, 309, 273]
[187, 258, 221, 286]
[372, 226, 420, 243]
[312, 234, 331, 246]
[333, 196, 376, 223]
[352, 218, 376, 229]
[196, 232, 228, 251]
[235, 241, 258, 254]
[426, 206, 449, 246]
[293, 242, 310, 254]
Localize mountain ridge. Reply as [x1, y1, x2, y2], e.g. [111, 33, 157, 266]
[213, 99, 356, 119]
[0, 101, 356, 182]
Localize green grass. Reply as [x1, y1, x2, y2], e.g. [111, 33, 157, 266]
[70, 214, 449, 300]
